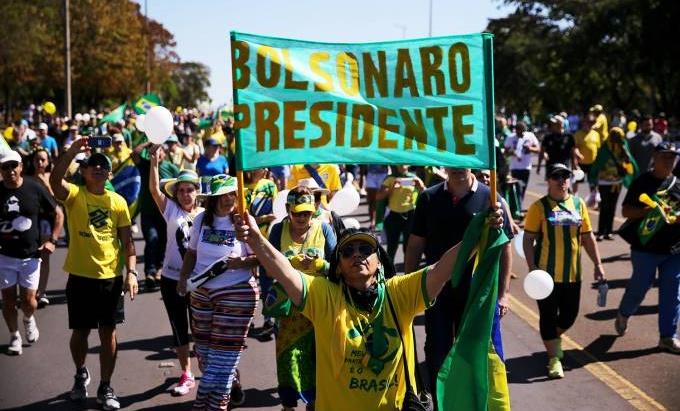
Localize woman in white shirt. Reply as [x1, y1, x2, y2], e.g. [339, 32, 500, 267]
[177, 174, 259, 410]
[149, 147, 203, 396]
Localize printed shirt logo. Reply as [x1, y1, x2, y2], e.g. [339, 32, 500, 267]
[347, 318, 399, 375]
[0, 195, 32, 234]
[88, 208, 110, 229]
[548, 210, 581, 227]
[201, 228, 236, 246]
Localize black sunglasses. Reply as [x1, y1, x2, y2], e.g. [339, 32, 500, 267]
[339, 243, 376, 259]
[1, 161, 20, 170]
[549, 173, 570, 181]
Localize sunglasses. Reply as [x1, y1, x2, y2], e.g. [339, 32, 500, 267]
[549, 173, 571, 181]
[1, 161, 20, 171]
[339, 243, 376, 259]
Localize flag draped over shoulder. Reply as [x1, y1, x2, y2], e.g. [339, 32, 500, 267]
[100, 103, 126, 124]
[133, 93, 161, 114]
[111, 157, 141, 217]
[437, 211, 510, 411]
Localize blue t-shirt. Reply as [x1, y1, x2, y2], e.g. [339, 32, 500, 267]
[196, 154, 229, 177]
[41, 136, 58, 155]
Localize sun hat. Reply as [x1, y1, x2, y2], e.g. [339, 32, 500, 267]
[200, 174, 237, 196]
[589, 104, 604, 112]
[286, 190, 316, 213]
[163, 169, 201, 196]
[295, 177, 331, 195]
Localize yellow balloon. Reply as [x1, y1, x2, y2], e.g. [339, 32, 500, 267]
[44, 101, 56, 115]
[3, 127, 14, 139]
[175, 106, 183, 113]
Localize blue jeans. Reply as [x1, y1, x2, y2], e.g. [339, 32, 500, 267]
[618, 250, 680, 338]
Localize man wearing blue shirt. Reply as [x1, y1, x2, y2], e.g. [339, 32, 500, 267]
[38, 123, 59, 159]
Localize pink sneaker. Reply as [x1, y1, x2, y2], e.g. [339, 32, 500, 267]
[172, 372, 195, 396]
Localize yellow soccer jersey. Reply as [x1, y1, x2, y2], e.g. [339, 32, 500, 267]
[299, 268, 432, 411]
[62, 183, 131, 279]
[524, 195, 592, 283]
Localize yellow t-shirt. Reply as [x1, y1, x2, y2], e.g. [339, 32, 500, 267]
[300, 268, 432, 411]
[573, 129, 600, 165]
[288, 164, 342, 192]
[592, 113, 609, 142]
[62, 183, 132, 279]
[524, 195, 592, 283]
[382, 175, 419, 213]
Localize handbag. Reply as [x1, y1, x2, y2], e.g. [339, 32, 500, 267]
[386, 292, 434, 411]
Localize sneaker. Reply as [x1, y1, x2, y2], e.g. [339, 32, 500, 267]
[658, 337, 680, 354]
[596, 234, 604, 242]
[615, 314, 628, 336]
[23, 315, 39, 343]
[251, 320, 275, 339]
[604, 234, 615, 240]
[172, 372, 195, 396]
[547, 357, 564, 379]
[7, 332, 22, 355]
[230, 369, 245, 406]
[37, 293, 50, 308]
[70, 367, 90, 402]
[97, 384, 120, 410]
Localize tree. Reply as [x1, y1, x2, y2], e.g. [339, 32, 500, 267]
[488, 0, 680, 120]
[166, 62, 211, 108]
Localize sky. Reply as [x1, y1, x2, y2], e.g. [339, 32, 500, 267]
[138, 0, 513, 107]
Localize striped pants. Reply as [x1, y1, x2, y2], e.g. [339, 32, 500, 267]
[190, 278, 259, 411]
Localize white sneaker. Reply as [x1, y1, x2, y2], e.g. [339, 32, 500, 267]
[171, 372, 195, 396]
[23, 315, 39, 343]
[8, 332, 22, 355]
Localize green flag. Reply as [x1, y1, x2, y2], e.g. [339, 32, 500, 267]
[133, 93, 161, 114]
[197, 117, 214, 130]
[437, 211, 509, 411]
[100, 103, 126, 124]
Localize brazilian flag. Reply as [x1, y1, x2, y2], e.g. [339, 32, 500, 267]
[133, 93, 161, 114]
[100, 103, 126, 124]
[111, 157, 142, 217]
[437, 211, 511, 411]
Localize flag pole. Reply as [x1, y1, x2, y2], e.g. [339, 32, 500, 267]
[490, 170, 497, 208]
[230, 32, 247, 216]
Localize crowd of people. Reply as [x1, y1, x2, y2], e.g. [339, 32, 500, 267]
[0, 102, 678, 410]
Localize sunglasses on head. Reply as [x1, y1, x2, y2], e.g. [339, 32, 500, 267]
[1, 161, 20, 171]
[339, 243, 376, 259]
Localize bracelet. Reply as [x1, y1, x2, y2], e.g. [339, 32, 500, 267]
[127, 269, 139, 279]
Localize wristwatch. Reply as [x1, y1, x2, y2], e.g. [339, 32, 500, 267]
[46, 237, 58, 245]
[126, 269, 139, 279]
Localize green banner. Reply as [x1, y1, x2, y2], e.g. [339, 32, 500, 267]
[231, 32, 496, 171]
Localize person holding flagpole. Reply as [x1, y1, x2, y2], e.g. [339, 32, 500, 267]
[231, 202, 504, 410]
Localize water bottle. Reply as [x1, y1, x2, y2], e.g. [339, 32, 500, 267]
[597, 280, 608, 307]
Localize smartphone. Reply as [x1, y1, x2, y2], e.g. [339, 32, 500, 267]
[399, 178, 415, 186]
[88, 136, 112, 148]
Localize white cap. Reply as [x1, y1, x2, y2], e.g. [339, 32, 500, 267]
[38, 122, 48, 131]
[0, 150, 22, 164]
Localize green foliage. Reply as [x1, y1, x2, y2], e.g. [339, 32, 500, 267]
[0, 0, 211, 116]
[488, 0, 680, 119]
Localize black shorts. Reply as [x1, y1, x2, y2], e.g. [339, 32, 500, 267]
[66, 274, 125, 330]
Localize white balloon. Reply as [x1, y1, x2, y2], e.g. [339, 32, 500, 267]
[74, 113, 83, 122]
[572, 169, 585, 183]
[82, 113, 91, 123]
[513, 230, 525, 259]
[272, 189, 290, 223]
[144, 106, 174, 144]
[328, 184, 360, 216]
[342, 217, 360, 229]
[524, 270, 554, 300]
[135, 114, 146, 132]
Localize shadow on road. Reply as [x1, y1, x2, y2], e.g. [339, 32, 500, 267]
[601, 253, 630, 264]
[584, 305, 658, 321]
[505, 351, 552, 384]
[87, 335, 182, 362]
[240, 387, 279, 408]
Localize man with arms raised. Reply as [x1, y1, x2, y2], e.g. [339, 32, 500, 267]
[50, 138, 138, 411]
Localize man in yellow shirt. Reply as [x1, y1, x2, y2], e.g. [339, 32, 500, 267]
[573, 115, 601, 193]
[590, 104, 609, 142]
[50, 138, 138, 410]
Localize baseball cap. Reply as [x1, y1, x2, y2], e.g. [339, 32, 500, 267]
[336, 230, 379, 255]
[549, 115, 565, 125]
[166, 134, 179, 143]
[286, 191, 316, 213]
[589, 104, 604, 112]
[204, 138, 219, 146]
[38, 122, 48, 131]
[85, 152, 112, 170]
[0, 150, 22, 164]
[654, 142, 679, 155]
[547, 163, 573, 178]
[112, 133, 125, 143]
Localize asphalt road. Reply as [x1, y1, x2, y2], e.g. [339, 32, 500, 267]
[0, 173, 678, 411]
